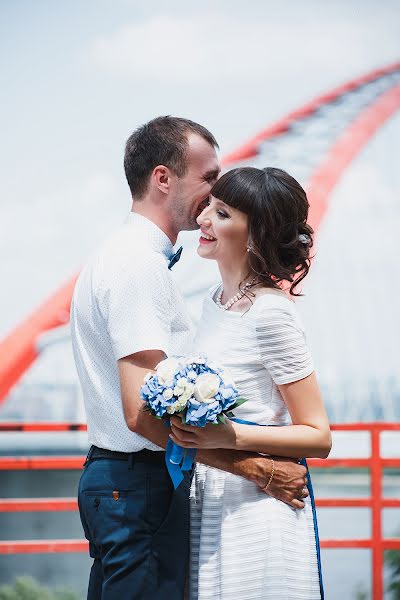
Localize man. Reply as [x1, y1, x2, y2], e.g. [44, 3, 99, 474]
[71, 116, 308, 600]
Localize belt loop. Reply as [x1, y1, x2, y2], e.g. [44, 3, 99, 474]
[128, 452, 135, 470]
[83, 445, 95, 467]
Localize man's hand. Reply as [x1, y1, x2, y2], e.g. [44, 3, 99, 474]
[197, 450, 308, 509]
[264, 456, 308, 509]
[233, 453, 308, 509]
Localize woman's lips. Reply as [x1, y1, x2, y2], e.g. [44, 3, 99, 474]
[199, 230, 217, 245]
[199, 235, 216, 245]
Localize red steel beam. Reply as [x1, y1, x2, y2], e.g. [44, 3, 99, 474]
[0, 456, 372, 471]
[309, 458, 400, 468]
[0, 276, 78, 402]
[0, 422, 87, 432]
[384, 539, 400, 550]
[0, 63, 399, 405]
[307, 84, 400, 232]
[322, 539, 400, 550]
[1, 496, 399, 512]
[329, 422, 400, 431]
[308, 458, 371, 468]
[1, 421, 400, 433]
[0, 456, 399, 471]
[0, 498, 78, 512]
[0, 540, 88, 554]
[1, 456, 399, 471]
[221, 61, 400, 166]
[0, 539, 372, 554]
[1, 538, 399, 555]
[371, 429, 383, 599]
[321, 539, 372, 549]
[316, 499, 400, 508]
[0, 456, 84, 470]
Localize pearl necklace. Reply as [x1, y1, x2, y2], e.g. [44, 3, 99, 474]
[216, 278, 258, 311]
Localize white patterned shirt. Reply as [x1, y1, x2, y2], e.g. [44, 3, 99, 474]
[70, 213, 193, 452]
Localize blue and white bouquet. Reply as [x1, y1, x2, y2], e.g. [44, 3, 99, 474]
[140, 355, 245, 487]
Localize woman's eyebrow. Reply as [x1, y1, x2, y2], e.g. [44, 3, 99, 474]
[213, 199, 229, 208]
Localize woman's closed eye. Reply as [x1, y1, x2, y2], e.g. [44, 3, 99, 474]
[217, 210, 229, 219]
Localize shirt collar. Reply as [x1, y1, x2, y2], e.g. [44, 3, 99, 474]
[125, 212, 174, 260]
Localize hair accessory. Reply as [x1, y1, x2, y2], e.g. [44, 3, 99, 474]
[298, 234, 310, 244]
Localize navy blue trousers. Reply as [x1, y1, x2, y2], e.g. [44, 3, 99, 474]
[78, 453, 191, 600]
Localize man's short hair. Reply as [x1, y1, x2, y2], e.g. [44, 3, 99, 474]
[124, 116, 219, 199]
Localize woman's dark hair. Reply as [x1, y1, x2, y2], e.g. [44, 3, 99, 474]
[210, 167, 314, 296]
[124, 116, 219, 199]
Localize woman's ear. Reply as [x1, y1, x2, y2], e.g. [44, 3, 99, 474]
[152, 165, 171, 195]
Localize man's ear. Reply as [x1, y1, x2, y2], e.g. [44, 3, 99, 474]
[152, 165, 171, 195]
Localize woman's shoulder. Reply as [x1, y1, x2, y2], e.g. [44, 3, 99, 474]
[252, 289, 293, 311]
[252, 289, 304, 328]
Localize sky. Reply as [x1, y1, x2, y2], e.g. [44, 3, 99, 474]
[0, 0, 399, 336]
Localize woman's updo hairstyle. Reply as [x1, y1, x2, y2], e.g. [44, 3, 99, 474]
[210, 166, 314, 296]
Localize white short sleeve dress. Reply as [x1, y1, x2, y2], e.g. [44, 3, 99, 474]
[190, 286, 321, 600]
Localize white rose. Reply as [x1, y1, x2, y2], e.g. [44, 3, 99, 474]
[157, 358, 180, 385]
[194, 373, 221, 404]
[163, 389, 173, 400]
[167, 398, 188, 414]
[178, 382, 195, 405]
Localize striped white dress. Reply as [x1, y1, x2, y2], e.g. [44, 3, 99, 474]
[190, 287, 321, 600]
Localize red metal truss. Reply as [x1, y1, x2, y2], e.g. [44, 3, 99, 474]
[0, 422, 399, 600]
[0, 62, 399, 404]
[0, 277, 77, 402]
[306, 84, 400, 231]
[221, 62, 399, 166]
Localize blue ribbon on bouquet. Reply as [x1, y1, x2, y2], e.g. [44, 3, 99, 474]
[231, 417, 325, 600]
[165, 437, 196, 489]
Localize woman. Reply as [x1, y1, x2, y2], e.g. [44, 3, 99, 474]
[170, 167, 331, 600]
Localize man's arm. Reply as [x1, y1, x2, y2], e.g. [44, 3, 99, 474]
[196, 449, 308, 509]
[118, 351, 308, 509]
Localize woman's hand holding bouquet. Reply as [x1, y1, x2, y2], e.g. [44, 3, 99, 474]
[140, 355, 245, 487]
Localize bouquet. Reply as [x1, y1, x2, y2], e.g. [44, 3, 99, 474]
[140, 355, 245, 487]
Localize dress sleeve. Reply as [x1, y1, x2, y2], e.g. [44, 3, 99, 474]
[255, 298, 314, 385]
[99, 254, 171, 360]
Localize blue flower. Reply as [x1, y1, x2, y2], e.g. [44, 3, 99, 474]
[141, 354, 246, 423]
[185, 398, 221, 427]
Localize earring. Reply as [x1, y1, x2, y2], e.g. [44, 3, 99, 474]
[246, 245, 252, 253]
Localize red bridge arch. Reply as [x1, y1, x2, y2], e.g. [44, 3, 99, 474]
[0, 61, 399, 402]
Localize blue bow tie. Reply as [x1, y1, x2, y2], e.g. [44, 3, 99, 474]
[168, 246, 183, 270]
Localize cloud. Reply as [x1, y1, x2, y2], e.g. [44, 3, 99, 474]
[87, 13, 399, 85]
